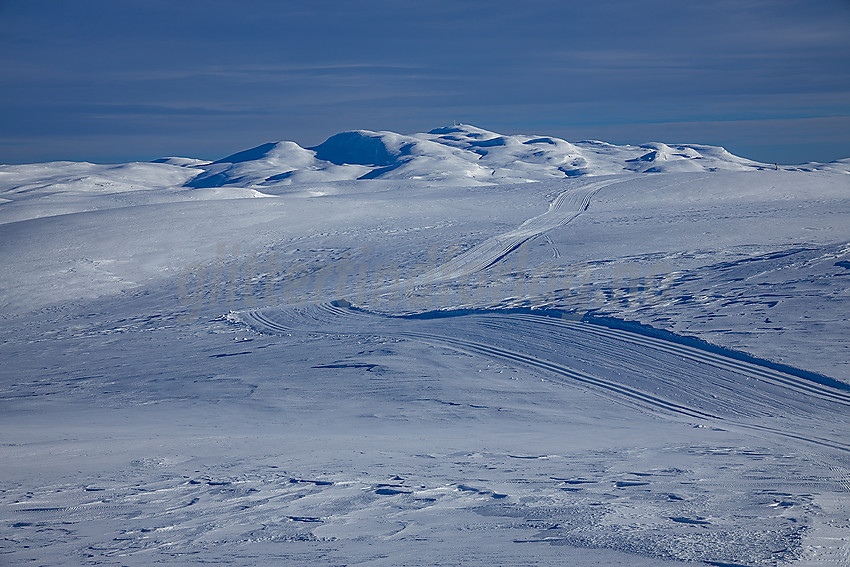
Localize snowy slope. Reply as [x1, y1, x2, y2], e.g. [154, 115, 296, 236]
[1, 127, 849, 566]
[0, 159, 268, 224]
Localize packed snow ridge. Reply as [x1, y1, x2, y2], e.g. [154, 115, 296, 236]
[182, 124, 850, 188]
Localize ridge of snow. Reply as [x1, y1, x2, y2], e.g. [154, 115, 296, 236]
[181, 124, 847, 189]
[2, 126, 847, 198]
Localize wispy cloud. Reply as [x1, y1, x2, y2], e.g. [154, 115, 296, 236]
[1, 0, 848, 163]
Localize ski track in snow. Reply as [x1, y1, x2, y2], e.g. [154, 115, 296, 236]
[389, 178, 623, 292]
[241, 304, 850, 453]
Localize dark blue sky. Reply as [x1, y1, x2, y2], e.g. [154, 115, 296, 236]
[2, 0, 849, 164]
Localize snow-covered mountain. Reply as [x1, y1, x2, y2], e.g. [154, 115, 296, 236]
[183, 124, 850, 188]
[3, 125, 847, 212]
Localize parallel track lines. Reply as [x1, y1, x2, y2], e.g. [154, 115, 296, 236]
[240, 305, 850, 452]
[394, 329, 717, 420]
[408, 179, 619, 288]
[506, 314, 850, 406]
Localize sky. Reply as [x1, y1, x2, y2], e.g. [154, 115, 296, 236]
[1, 0, 849, 165]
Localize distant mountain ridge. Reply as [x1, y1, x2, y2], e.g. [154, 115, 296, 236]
[3, 126, 848, 205]
[182, 124, 850, 188]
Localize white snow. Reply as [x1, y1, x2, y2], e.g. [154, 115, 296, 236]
[1, 125, 849, 566]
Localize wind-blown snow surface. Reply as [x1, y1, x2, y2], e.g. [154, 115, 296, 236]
[1, 126, 850, 566]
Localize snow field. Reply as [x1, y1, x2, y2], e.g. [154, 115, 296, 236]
[1, 127, 849, 565]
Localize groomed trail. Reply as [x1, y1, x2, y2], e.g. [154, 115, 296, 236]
[390, 178, 625, 292]
[240, 303, 850, 453]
